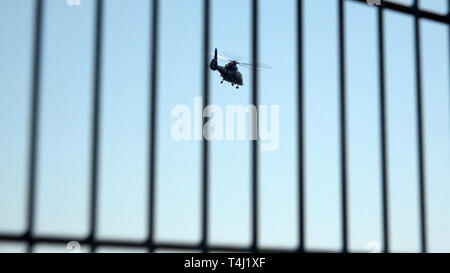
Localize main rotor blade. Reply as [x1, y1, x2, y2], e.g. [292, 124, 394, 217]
[220, 50, 243, 62]
[209, 51, 273, 70]
[239, 62, 273, 70]
[209, 52, 233, 62]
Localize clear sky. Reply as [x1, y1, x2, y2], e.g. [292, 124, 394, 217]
[0, 0, 449, 253]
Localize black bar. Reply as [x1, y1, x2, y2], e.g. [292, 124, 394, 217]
[297, 0, 305, 253]
[350, 0, 450, 24]
[338, 0, 348, 253]
[25, 0, 44, 253]
[0, 233, 310, 252]
[200, 0, 211, 253]
[88, 0, 104, 253]
[148, 0, 159, 253]
[377, 5, 390, 253]
[413, 0, 428, 254]
[251, 0, 259, 253]
[3, 254, 446, 271]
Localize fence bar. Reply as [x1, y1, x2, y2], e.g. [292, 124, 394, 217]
[377, 4, 390, 253]
[338, 0, 349, 253]
[25, 0, 44, 253]
[88, 0, 104, 253]
[349, 0, 449, 24]
[200, 0, 211, 253]
[148, 0, 159, 253]
[297, 0, 305, 253]
[251, 0, 260, 252]
[0, 233, 322, 252]
[413, 0, 427, 254]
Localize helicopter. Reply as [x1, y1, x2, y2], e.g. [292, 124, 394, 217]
[209, 48, 271, 89]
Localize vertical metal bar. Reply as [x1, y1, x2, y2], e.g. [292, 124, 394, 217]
[201, 0, 210, 253]
[88, 0, 104, 253]
[377, 3, 390, 253]
[251, 0, 259, 253]
[148, 0, 159, 253]
[445, 7, 450, 213]
[413, 0, 427, 254]
[338, 0, 348, 253]
[25, 0, 44, 253]
[297, 0, 305, 253]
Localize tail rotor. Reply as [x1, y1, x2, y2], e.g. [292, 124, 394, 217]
[210, 48, 218, 70]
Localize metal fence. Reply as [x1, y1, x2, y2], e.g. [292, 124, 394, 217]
[0, 0, 449, 253]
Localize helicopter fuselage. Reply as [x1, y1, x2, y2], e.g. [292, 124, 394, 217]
[210, 49, 243, 88]
[215, 65, 243, 86]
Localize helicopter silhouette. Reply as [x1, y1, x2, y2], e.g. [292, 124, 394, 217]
[209, 48, 271, 89]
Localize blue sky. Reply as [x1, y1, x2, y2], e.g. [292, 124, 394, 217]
[0, 0, 449, 253]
